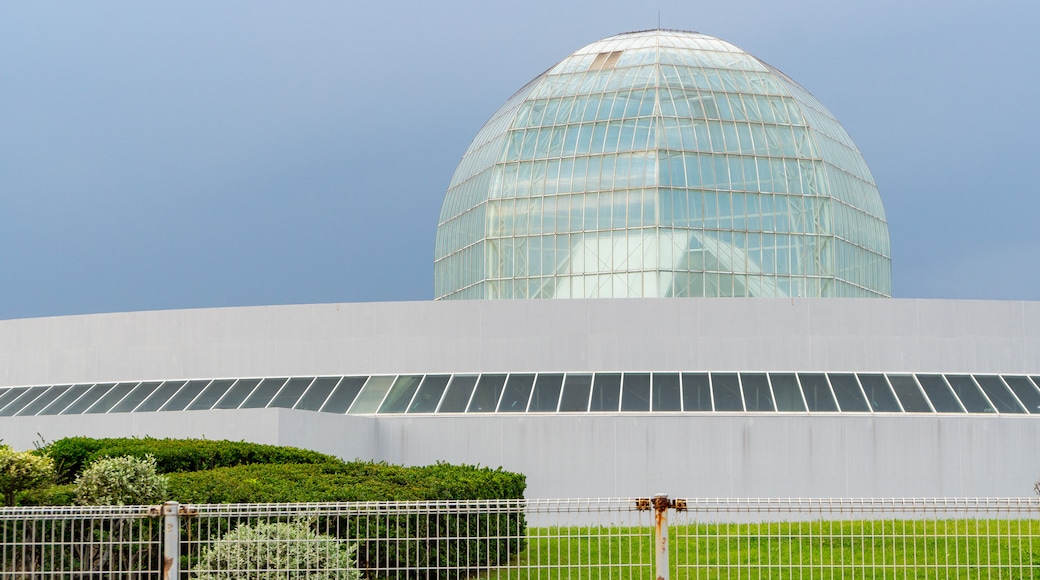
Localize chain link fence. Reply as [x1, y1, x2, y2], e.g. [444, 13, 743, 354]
[1, 497, 1037, 578]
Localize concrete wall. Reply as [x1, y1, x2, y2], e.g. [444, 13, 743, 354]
[3, 410, 1037, 499]
[1, 298, 1039, 387]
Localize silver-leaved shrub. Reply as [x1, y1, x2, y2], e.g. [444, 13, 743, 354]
[74, 455, 169, 505]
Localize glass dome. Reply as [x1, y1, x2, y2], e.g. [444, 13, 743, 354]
[435, 30, 891, 300]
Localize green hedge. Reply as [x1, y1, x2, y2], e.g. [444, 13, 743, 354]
[38, 437, 337, 483]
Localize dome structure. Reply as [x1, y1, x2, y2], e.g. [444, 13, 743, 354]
[435, 29, 890, 300]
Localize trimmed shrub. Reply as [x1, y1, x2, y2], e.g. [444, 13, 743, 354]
[0, 445, 55, 505]
[40, 437, 336, 483]
[75, 455, 169, 505]
[192, 520, 360, 580]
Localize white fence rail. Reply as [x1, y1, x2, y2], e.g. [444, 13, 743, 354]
[1, 497, 1038, 578]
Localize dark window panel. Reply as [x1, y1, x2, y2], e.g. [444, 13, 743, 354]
[740, 373, 774, 412]
[347, 376, 394, 414]
[321, 377, 366, 414]
[41, 384, 93, 415]
[3, 387, 51, 417]
[111, 382, 162, 413]
[559, 374, 593, 412]
[240, 378, 288, 409]
[621, 373, 650, 412]
[187, 380, 236, 411]
[769, 374, 805, 412]
[946, 375, 993, 413]
[498, 374, 535, 412]
[1004, 376, 1040, 414]
[270, 377, 315, 409]
[379, 376, 423, 413]
[974, 375, 1024, 414]
[160, 380, 210, 412]
[408, 375, 451, 413]
[61, 384, 116, 415]
[529, 374, 564, 412]
[0, 388, 30, 412]
[213, 379, 260, 410]
[469, 374, 507, 412]
[829, 374, 869, 412]
[888, 375, 931, 413]
[711, 373, 743, 411]
[438, 375, 478, 413]
[916, 375, 963, 413]
[682, 373, 712, 411]
[590, 373, 622, 412]
[1, 386, 52, 416]
[296, 377, 341, 412]
[857, 374, 901, 412]
[16, 386, 71, 416]
[651, 373, 681, 411]
[86, 382, 138, 414]
[798, 374, 837, 412]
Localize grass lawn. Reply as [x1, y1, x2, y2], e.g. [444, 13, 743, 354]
[485, 520, 1040, 579]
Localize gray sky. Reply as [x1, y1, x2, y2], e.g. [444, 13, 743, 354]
[2, 0, 1038, 320]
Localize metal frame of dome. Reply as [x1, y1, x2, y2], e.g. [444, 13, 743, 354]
[435, 29, 891, 300]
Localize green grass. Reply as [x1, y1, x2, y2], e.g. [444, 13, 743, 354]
[485, 520, 1040, 579]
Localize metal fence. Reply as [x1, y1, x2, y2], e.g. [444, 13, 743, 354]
[1, 497, 1037, 578]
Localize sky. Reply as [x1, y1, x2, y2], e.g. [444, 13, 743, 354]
[1, 1, 1038, 320]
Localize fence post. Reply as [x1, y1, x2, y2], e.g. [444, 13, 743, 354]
[653, 493, 669, 580]
[162, 501, 180, 579]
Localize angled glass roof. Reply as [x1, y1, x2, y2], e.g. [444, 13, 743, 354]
[435, 29, 890, 300]
[2, 372, 1038, 417]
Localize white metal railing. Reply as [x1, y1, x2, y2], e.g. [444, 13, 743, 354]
[0, 497, 1037, 578]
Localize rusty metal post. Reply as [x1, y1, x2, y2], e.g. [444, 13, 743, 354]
[653, 493, 669, 580]
[162, 501, 180, 579]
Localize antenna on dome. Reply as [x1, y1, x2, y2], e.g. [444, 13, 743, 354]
[658, 11, 661, 29]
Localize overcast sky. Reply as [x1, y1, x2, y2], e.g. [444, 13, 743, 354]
[2, 1, 1038, 320]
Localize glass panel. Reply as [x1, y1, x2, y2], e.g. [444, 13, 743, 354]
[770, 374, 805, 412]
[740, 373, 774, 412]
[621, 373, 651, 412]
[498, 374, 535, 412]
[15, 385, 70, 416]
[348, 376, 395, 414]
[916, 375, 963, 413]
[61, 384, 115, 415]
[41, 384, 93, 415]
[108, 382, 160, 413]
[438, 375, 478, 413]
[711, 373, 742, 411]
[469, 374, 507, 412]
[240, 378, 289, 409]
[379, 375, 424, 413]
[974, 375, 1024, 414]
[559, 374, 593, 412]
[296, 377, 341, 412]
[270, 377, 315, 409]
[682, 373, 712, 411]
[798, 374, 837, 412]
[187, 379, 236, 411]
[529, 374, 564, 412]
[590, 373, 622, 412]
[651, 373, 681, 411]
[828, 374, 869, 412]
[0, 387, 29, 412]
[214, 379, 260, 410]
[857, 374, 901, 412]
[1004, 376, 1040, 414]
[0, 386, 48, 417]
[160, 380, 210, 412]
[888, 375, 931, 413]
[322, 377, 367, 413]
[409, 375, 451, 413]
[86, 382, 138, 414]
[945, 375, 993, 413]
